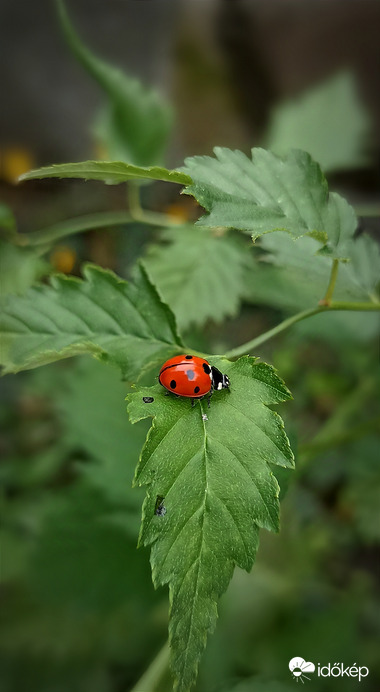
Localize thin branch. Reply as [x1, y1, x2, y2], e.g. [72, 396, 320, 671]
[129, 640, 170, 692]
[128, 182, 180, 227]
[224, 302, 380, 359]
[319, 258, 339, 305]
[14, 211, 134, 247]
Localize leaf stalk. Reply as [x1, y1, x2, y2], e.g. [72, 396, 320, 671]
[128, 182, 179, 227]
[13, 211, 134, 247]
[224, 301, 380, 358]
[320, 258, 339, 305]
[129, 640, 170, 692]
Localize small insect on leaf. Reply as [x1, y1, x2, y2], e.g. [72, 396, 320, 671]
[154, 495, 167, 517]
[128, 356, 294, 692]
[143, 396, 155, 403]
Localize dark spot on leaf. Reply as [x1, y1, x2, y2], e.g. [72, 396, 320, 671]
[186, 369, 195, 380]
[194, 386, 200, 394]
[185, 355, 193, 359]
[202, 363, 211, 374]
[170, 380, 177, 389]
[143, 396, 154, 403]
[154, 495, 167, 517]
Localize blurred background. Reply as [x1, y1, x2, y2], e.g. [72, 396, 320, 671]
[1, 1, 379, 691]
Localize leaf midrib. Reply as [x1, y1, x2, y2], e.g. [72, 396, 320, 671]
[176, 406, 209, 681]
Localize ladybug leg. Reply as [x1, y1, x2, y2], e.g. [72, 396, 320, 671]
[207, 384, 214, 408]
[191, 398, 195, 408]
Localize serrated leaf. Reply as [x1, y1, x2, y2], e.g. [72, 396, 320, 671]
[0, 263, 183, 376]
[19, 160, 191, 186]
[182, 147, 357, 259]
[127, 356, 294, 692]
[142, 226, 249, 330]
[266, 71, 372, 172]
[57, 0, 173, 166]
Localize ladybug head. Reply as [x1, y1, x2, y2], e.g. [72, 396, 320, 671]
[211, 366, 230, 391]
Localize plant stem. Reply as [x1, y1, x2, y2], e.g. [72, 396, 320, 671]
[320, 258, 339, 305]
[128, 182, 179, 227]
[14, 211, 134, 247]
[129, 641, 170, 692]
[224, 302, 380, 358]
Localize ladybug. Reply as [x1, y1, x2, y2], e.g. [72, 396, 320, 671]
[158, 354, 230, 407]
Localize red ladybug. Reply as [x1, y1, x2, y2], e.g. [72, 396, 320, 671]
[158, 355, 230, 407]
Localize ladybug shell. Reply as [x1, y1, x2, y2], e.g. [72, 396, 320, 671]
[159, 355, 212, 398]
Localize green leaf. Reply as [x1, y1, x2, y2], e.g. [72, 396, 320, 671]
[0, 263, 184, 376]
[19, 160, 191, 186]
[347, 233, 380, 298]
[182, 147, 357, 259]
[244, 232, 375, 311]
[243, 233, 380, 344]
[0, 202, 16, 234]
[127, 356, 294, 692]
[266, 71, 372, 173]
[30, 485, 154, 611]
[0, 240, 48, 297]
[142, 226, 249, 330]
[57, 0, 173, 166]
[59, 357, 147, 510]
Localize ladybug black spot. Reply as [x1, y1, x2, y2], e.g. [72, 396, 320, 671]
[194, 386, 200, 394]
[202, 363, 211, 375]
[170, 379, 177, 389]
[185, 355, 193, 359]
[186, 369, 195, 380]
[143, 396, 154, 403]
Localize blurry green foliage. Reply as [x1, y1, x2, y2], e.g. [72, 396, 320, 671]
[242, 232, 380, 344]
[1, 4, 379, 692]
[142, 226, 249, 331]
[266, 71, 372, 173]
[0, 202, 17, 234]
[57, 0, 173, 166]
[0, 240, 48, 297]
[1, 358, 167, 692]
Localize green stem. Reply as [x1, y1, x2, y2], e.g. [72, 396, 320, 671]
[128, 182, 179, 227]
[320, 258, 339, 305]
[129, 640, 170, 692]
[224, 302, 380, 359]
[14, 211, 134, 247]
